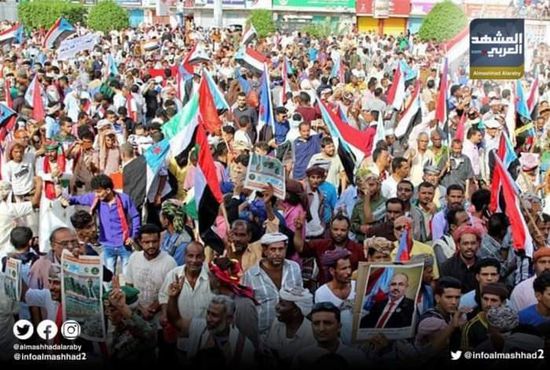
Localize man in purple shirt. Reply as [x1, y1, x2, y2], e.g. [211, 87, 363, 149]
[68, 174, 141, 275]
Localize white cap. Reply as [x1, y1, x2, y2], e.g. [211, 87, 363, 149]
[96, 119, 112, 130]
[260, 232, 288, 245]
[484, 119, 501, 129]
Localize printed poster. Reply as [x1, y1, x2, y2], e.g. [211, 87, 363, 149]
[244, 153, 286, 200]
[4, 258, 21, 301]
[61, 250, 105, 341]
[353, 262, 424, 341]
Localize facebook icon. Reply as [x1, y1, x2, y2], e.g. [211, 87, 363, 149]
[37, 320, 58, 341]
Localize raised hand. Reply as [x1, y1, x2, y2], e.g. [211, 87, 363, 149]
[262, 184, 274, 202]
[108, 286, 126, 310]
[294, 215, 304, 231]
[168, 274, 184, 298]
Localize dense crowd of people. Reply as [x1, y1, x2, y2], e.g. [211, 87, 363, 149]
[0, 16, 550, 369]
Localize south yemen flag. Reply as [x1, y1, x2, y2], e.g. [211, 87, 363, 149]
[43, 18, 75, 49]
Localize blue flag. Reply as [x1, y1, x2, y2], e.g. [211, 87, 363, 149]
[0, 103, 16, 126]
[235, 68, 251, 95]
[516, 80, 531, 121]
[144, 139, 170, 175]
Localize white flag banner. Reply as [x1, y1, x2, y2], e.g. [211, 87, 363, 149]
[57, 33, 98, 61]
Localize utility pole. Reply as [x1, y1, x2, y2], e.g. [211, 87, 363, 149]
[213, 0, 223, 28]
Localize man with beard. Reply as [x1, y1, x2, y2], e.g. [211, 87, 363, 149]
[316, 249, 356, 343]
[266, 286, 315, 367]
[421, 163, 447, 210]
[159, 242, 215, 360]
[35, 141, 70, 201]
[307, 136, 347, 191]
[208, 257, 259, 348]
[167, 287, 256, 368]
[439, 139, 475, 190]
[361, 272, 415, 329]
[243, 232, 303, 337]
[440, 224, 483, 293]
[126, 224, 177, 324]
[294, 214, 366, 285]
[232, 92, 258, 143]
[431, 184, 466, 242]
[214, 219, 277, 273]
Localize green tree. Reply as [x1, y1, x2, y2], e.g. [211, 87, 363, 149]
[247, 9, 276, 38]
[18, 0, 87, 30]
[301, 19, 343, 39]
[418, 0, 468, 42]
[88, 0, 129, 33]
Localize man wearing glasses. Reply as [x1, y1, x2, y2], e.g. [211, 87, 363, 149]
[391, 216, 439, 279]
[28, 227, 81, 289]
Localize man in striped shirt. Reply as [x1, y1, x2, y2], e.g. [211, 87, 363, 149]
[243, 232, 303, 337]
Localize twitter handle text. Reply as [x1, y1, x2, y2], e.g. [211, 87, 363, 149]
[13, 353, 87, 361]
[451, 350, 545, 360]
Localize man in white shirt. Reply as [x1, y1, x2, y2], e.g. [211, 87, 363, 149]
[2, 143, 36, 199]
[125, 224, 177, 328]
[0, 180, 41, 255]
[510, 248, 550, 311]
[462, 127, 483, 178]
[167, 288, 255, 367]
[408, 132, 434, 187]
[159, 242, 215, 353]
[315, 249, 356, 344]
[381, 157, 410, 199]
[234, 116, 253, 149]
[266, 286, 315, 366]
[307, 136, 346, 191]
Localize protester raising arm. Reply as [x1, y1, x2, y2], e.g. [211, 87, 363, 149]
[166, 274, 192, 337]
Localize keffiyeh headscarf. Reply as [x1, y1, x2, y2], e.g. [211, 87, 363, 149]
[365, 237, 395, 257]
[161, 200, 186, 233]
[209, 258, 257, 304]
[452, 224, 483, 243]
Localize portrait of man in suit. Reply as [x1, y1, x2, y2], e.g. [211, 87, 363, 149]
[360, 272, 416, 329]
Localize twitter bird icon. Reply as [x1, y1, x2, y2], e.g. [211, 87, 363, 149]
[13, 319, 34, 340]
[451, 351, 462, 360]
